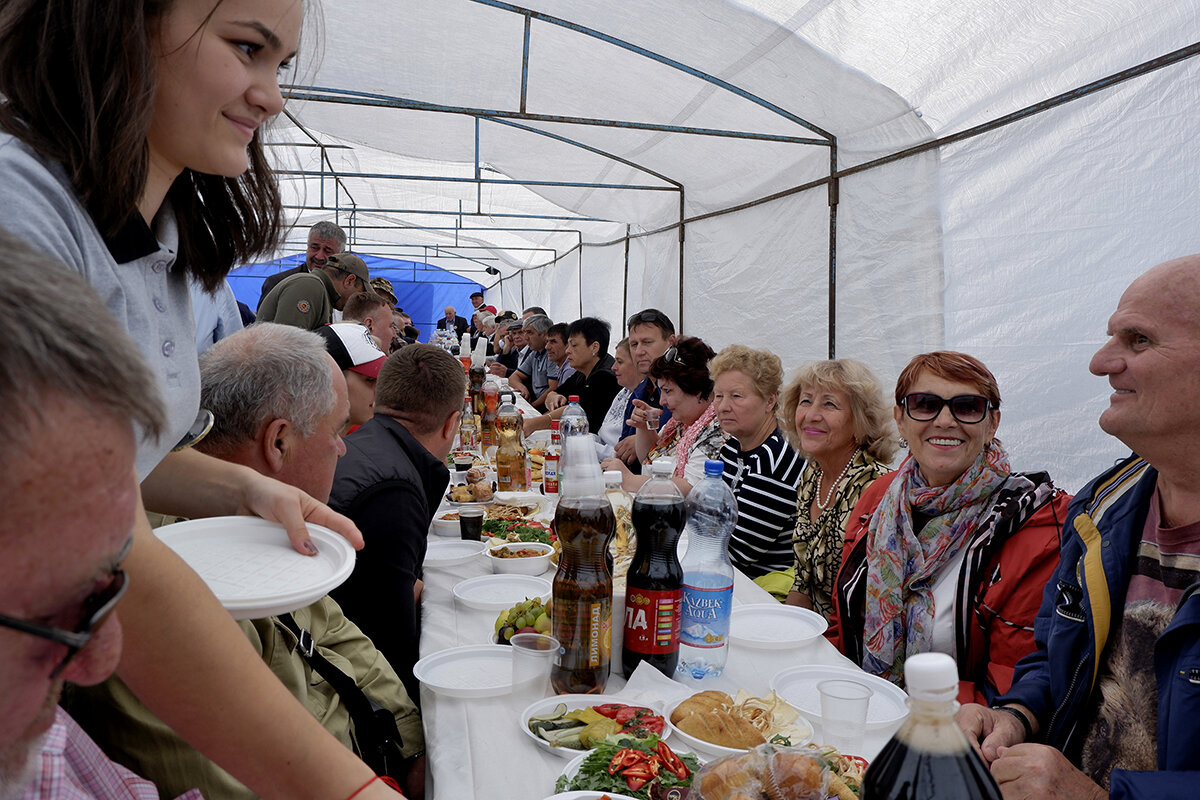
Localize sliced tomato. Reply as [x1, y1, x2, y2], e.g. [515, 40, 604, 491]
[620, 714, 665, 737]
[625, 775, 649, 792]
[613, 705, 653, 724]
[593, 703, 628, 719]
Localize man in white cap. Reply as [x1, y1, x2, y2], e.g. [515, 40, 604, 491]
[315, 323, 388, 429]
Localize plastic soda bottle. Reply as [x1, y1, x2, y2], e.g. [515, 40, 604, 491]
[862, 652, 1003, 800]
[494, 393, 527, 491]
[550, 436, 615, 694]
[543, 421, 561, 495]
[603, 470, 634, 561]
[622, 459, 685, 679]
[480, 378, 499, 449]
[561, 395, 588, 437]
[677, 460, 736, 680]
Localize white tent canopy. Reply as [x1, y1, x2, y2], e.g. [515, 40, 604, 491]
[261, 0, 1200, 491]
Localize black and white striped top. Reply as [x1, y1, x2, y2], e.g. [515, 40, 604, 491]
[720, 427, 806, 579]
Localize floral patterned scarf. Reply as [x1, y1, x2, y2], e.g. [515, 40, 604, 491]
[861, 442, 1011, 684]
[647, 402, 717, 479]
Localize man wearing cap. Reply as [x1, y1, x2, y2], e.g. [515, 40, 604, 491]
[315, 323, 388, 429]
[467, 291, 495, 334]
[257, 252, 372, 331]
[257, 221, 347, 310]
[369, 277, 398, 309]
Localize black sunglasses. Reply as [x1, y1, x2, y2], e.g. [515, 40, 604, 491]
[0, 538, 132, 678]
[626, 310, 673, 331]
[901, 392, 993, 424]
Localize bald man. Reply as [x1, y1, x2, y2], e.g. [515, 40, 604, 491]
[958, 255, 1200, 800]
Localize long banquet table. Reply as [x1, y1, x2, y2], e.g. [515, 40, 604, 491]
[418, 520, 905, 799]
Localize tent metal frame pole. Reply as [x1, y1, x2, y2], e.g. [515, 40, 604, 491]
[678, 188, 685, 333]
[622, 224, 630, 327]
[827, 144, 838, 360]
[281, 205, 614, 223]
[276, 168, 675, 193]
[283, 88, 828, 146]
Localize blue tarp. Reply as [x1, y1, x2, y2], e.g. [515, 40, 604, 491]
[229, 254, 483, 343]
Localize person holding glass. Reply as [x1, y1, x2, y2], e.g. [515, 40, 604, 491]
[783, 360, 897, 616]
[827, 351, 1071, 705]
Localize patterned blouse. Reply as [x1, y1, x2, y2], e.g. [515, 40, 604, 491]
[646, 413, 726, 487]
[791, 449, 892, 620]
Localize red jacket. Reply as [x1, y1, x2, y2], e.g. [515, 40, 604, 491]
[826, 470, 1070, 705]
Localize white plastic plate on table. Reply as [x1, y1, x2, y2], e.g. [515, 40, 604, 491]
[665, 696, 812, 758]
[770, 664, 909, 729]
[543, 792, 640, 800]
[424, 539, 487, 568]
[522, 694, 672, 759]
[155, 516, 355, 620]
[492, 491, 545, 514]
[453, 574, 551, 610]
[729, 604, 827, 649]
[412, 644, 513, 698]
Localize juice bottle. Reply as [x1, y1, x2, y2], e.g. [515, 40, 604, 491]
[495, 393, 527, 491]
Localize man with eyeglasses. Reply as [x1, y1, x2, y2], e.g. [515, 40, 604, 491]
[613, 308, 677, 469]
[957, 255, 1200, 800]
[0, 246, 204, 796]
[258, 251, 373, 331]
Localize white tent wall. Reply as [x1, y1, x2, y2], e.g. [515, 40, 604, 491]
[938, 54, 1200, 493]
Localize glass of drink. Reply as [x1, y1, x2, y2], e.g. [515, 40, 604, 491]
[454, 453, 473, 480]
[644, 408, 661, 431]
[510, 632, 559, 707]
[818, 678, 873, 756]
[458, 506, 485, 541]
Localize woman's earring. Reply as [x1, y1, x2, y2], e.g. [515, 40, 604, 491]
[898, 438, 908, 449]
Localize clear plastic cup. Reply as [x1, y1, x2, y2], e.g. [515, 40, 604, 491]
[818, 678, 873, 756]
[510, 632, 559, 707]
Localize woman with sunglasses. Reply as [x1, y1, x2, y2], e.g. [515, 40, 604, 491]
[827, 351, 1071, 705]
[602, 336, 725, 493]
[0, 1, 400, 798]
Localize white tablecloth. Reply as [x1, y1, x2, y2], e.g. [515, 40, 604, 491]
[417, 521, 905, 799]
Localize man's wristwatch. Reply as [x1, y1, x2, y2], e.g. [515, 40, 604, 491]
[991, 704, 1034, 741]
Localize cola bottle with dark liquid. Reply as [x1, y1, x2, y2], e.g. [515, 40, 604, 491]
[622, 459, 685, 679]
[550, 437, 614, 694]
[862, 653, 1003, 800]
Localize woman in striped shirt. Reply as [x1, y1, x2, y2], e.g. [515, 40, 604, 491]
[710, 345, 806, 584]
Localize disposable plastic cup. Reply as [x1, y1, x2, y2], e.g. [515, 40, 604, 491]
[510, 632, 559, 707]
[818, 678, 873, 756]
[458, 507, 484, 541]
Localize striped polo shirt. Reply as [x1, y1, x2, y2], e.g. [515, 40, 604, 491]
[720, 427, 806, 578]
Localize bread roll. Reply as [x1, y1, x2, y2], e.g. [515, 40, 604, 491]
[698, 753, 763, 800]
[762, 751, 825, 800]
[677, 709, 766, 750]
[670, 690, 733, 724]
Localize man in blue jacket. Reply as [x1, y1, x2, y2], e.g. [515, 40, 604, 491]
[958, 254, 1200, 799]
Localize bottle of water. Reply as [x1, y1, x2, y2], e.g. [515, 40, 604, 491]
[677, 459, 736, 680]
[561, 395, 589, 437]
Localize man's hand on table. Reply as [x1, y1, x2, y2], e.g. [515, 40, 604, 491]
[487, 361, 507, 377]
[989, 744, 1105, 800]
[956, 703, 1028, 764]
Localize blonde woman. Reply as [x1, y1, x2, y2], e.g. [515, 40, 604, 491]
[783, 360, 898, 618]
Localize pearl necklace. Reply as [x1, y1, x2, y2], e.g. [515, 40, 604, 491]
[815, 448, 860, 510]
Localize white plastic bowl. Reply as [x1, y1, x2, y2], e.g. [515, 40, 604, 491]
[665, 696, 812, 759]
[486, 540, 554, 575]
[430, 512, 462, 537]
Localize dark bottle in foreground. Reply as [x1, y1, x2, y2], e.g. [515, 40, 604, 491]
[622, 458, 685, 679]
[862, 652, 1003, 800]
[551, 436, 614, 694]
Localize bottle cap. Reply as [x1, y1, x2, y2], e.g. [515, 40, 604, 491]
[704, 459, 724, 476]
[650, 459, 674, 476]
[569, 395, 580, 402]
[603, 470, 623, 486]
[903, 652, 959, 701]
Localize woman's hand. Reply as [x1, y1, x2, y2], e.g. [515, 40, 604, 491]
[601, 456, 631, 476]
[544, 391, 567, 411]
[627, 398, 661, 430]
[236, 468, 364, 555]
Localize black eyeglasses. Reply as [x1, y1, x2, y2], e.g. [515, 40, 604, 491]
[0, 538, 132, 678]
[901, 392, 993, 424]
[662, 346, 688, 367]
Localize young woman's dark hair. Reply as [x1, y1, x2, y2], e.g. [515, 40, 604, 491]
[0, 0, 283, 292]
[649, 335, 717, 400]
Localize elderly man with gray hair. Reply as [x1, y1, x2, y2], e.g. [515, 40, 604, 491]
[257, 220, 348, 309]
[70, 323, 426, 799]
[509, 313, 554, 409]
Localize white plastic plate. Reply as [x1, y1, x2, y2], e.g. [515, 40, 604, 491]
[770, 664, 909, 729]
[666, 696, 811, 759]
[453, 574, 551, 610]
[155, 516, 355, 620]
[412, 644, 513, 698]
[522, 694, 671, 759]
[424, 539, 487, 569]
[729, 604, 828, 649]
